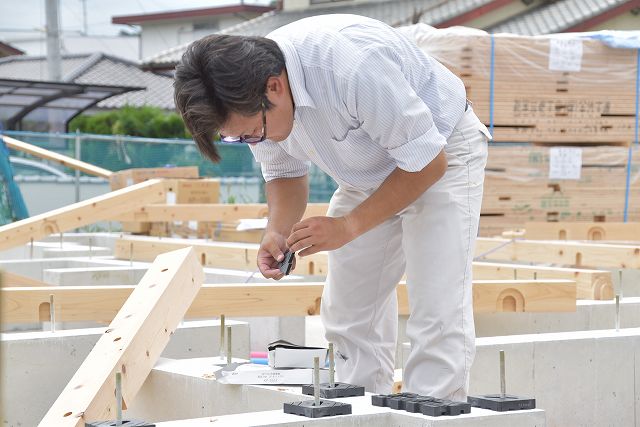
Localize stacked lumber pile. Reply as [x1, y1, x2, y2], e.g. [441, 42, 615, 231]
[110, 166, 220, 236]
[403, 25, 638, 145]
[479, 145, 639, 236]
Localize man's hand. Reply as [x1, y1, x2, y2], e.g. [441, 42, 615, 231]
[258, 231, 296, 280]
[286, 216, 356, 257]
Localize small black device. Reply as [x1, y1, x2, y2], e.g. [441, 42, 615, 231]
[278, 251, 295, 275]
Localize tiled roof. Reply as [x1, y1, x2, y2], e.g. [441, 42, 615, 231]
[0, 53, 174, 109]
[489, 0, 632, 35]
[419, 0, 493, 26]
[144, 0, 448, 67]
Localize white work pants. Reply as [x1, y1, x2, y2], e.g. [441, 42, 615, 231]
[321, 107, 489, 401]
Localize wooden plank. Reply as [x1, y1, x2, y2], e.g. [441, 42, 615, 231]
[109, 166, 199, 191]
[473, 262, 613, 300]
[114, 236, 611, 299]
[0, 271, 51, 287]
[524, 222, 640, 242]
[112, 203, 329, 222]
[37, 247, 203, 427]
[472, 280, 576, 313]
[2, 135, 112, 178]
[0, 179, 166, 252]
[2, 279, 575, 326]
[475, 237, 640, 269]
[114, 236, 329, 275]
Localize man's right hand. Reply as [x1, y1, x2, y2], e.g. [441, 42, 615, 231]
[258, 231, 292, 280]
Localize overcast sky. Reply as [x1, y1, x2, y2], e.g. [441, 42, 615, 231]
[0, 0, 273, 36]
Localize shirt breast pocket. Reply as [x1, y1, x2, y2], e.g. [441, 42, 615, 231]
[330, 125, 387, 171]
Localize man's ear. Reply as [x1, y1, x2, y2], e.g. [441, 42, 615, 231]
[265, 73, 285, 96]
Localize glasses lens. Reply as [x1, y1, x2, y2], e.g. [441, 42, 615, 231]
[243, 136, 263, 143]
[220, 135, 242, 143]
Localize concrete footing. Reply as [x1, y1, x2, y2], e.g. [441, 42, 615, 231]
[1, 320, 250, 427]
[129, 357, 545, 427]
[401, 328, 640, 427]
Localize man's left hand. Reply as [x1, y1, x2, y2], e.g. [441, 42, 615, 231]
[286, 216, 356, 257]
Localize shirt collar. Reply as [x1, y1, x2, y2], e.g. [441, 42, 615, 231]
[269, 36, 316, 112]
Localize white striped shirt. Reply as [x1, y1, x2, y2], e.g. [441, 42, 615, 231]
[249, 14, 467, 191]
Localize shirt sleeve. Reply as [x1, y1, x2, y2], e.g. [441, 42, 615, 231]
[248, 139, 309, 182]
[346, 48, 447, 172]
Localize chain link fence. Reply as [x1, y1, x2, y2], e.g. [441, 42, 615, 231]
[3, 131, 338, 203]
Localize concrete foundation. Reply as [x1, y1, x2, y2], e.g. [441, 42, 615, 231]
[474, 297, 640, 337]
[155, 408, 545, 427]
[1, 320, 250, 427]
[129, 357, 545, 427]
[401, 328, 640, 427]
[611, 267, 640, 297]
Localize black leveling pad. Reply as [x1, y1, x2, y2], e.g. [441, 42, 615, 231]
[85, 421, 155, 427]
[284, 400, 352, 418]
[371, 392, 404, 407]
[405, 396, 441, 412]
[278, 251, 295, 275]
[387, 393, 420, 410]
[302, 382, 365, 398]
[371, 392, 471, 417]
[468, 394, 536, 412]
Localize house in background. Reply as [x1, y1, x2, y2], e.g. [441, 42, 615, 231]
[0, 53, 173, 132]
[1, 26, 140, 62]
[112, 3, 277, 60]
[141, 0, 640, 71]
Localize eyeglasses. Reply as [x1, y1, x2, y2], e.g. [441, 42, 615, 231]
[220, 103, 267, 144]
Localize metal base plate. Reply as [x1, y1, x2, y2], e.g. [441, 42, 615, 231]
[468, 394, 536, 412]
[284, 400, 352, 418]
[372, 392, 471, 417]
[301, 382, 365, 398]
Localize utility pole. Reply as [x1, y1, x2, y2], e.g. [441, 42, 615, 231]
[45, 0, 62, 81]
[81, 0, 88, 35]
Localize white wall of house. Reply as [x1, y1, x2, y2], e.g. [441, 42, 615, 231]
[140, 15, 257, 58]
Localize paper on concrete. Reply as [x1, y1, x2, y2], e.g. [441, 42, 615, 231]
[268, 340, 328, 368]
[217, 363, 329, 385]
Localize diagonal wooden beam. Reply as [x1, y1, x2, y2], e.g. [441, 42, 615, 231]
[2, 135, 113, 178]
[2, 279, 575, 327]
[37, 247, 203, 427]
[114, 236, 612, 299]
[0, 179, 166, 252]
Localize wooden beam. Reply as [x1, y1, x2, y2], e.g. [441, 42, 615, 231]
[114, 236, 329, 275]
[475, 237, 640, 269]
[111, 203, 329, 222]
[0, 271, 51, 287]
[524, 222, 640, 242]
[2, 135, 112, 178]
[37, 247, 203, 427]
[473, 261, 613, 300]
[0, 179, 166, 252]
[2, 279, 575, 326]
[115, 236, 612, 299]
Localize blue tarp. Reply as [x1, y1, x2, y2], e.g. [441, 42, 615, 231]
[578, 30, 640, 49]
[0, 131, 29, 224]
